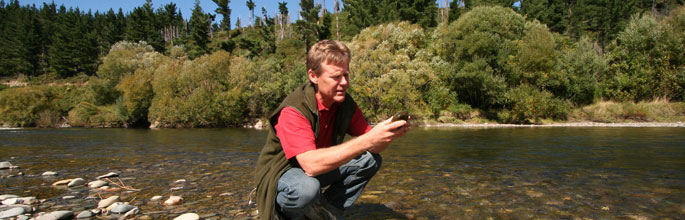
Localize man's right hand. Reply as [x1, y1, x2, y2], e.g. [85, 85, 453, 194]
[366, 117, 409, 153]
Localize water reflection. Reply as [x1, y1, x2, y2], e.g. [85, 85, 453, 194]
[1, 127, 683, 219]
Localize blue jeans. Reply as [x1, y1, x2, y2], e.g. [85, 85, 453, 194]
[275, 151, 382, 219]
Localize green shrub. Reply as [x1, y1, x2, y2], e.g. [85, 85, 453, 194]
[0, 86, 60, 127]
[500, 85, 570, 123]
[348, 22, 446, 121]
[67, 101, 127, 127]
[557, 36, 605, 105]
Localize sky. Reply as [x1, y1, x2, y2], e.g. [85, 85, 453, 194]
[19, 0, 344, 29]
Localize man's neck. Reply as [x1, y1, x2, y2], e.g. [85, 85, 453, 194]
[315, 93, 334, 109]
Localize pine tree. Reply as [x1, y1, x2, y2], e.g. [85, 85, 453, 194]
[212, 0, 231, 31]
[189, 0, 211, 58]
[448, 0, 462, 23]
[246, 0, 255, 26]
[126, 0, 164, 51]
[297, 0, 322, 51]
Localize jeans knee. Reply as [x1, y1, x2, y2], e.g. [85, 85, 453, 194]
[354, 152, 382, 178]
[277, 171, 321, 210]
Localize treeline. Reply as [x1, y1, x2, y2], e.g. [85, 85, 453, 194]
[0, 1, 684, 127]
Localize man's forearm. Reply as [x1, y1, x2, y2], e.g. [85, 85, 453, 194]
[295, 134, 374, 176]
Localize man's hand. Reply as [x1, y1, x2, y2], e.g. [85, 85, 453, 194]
[367, 117, 410, 154]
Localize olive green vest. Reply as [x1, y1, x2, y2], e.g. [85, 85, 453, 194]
[254, 82, 358, 220]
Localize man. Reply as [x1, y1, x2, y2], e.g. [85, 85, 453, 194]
[254, 40, 409, 220]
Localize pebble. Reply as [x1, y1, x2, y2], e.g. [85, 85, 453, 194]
[97, 196, 120, 209]
[174, 213, 200, 220]
[174, 179, 187, 183]
[76, 210, 93, 218]
[96, 172, 119, 179]
[62, 196, 76, 200]
[16, 215, 30, 220]
[0, 195, 18, 200]
[122, 207, 140, 219]
[150, 196, 163, 201]
[170, 186, 184, 191]
[52, 179, 72, 186]
[2, 198, 19, 205]
[111, 204, 137, 214]
[42, 171, 58, 176]
[67, 178, 86, 187]
[18, 197, 37, 205]
[87, 180, 108, 188]
[36, 210, 74, 220]
[106, 202, 124, 211]
[164, 196, 184, 206]
[0, 161, 11, 169]
[0, 207, 25, 219]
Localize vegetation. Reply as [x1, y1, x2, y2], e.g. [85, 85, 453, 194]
[0, 1, 684, 127]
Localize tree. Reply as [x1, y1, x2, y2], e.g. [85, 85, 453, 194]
[278, 2, 288, 40]
[246, 0, 255, 26]
[448, 0, 462, 23]
[189, 0, 211, 58]
[297, 0, 322, 51]
[126, 0, 164, 52]
[212, 0, 231, 31]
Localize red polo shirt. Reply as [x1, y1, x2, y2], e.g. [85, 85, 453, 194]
[275, 99, 371, 160]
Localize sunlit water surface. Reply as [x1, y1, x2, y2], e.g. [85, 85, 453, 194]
[1, 127, 683, 219]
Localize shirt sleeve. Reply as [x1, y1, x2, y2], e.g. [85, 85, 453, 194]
[347, 104, 372, 136]
[274, 107, 317, 160]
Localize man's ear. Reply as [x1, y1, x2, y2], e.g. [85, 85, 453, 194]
[307, 69, 318, 84]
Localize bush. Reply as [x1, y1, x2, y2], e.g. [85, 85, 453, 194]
[0, 86, 56, 127]
[67, 101, 127, 127]
[499, 85, 570, 123]
[557, 36, 605, 106]
[348, 22, 448, 120]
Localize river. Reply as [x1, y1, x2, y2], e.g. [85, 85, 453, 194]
[1, 127, 683, 219]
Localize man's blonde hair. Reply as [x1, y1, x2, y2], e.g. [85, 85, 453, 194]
[306, 40, 351, 75]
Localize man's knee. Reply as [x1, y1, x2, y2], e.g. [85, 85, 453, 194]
[354, 152, 382, 179]
[277, 169, 322, 209]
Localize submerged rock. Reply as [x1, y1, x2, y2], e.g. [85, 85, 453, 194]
[0, 161, 11, 169]
[87, 180, 108, 188]
[0, 207, 25, 219]
[111, 204, 137, 214]
[36, 210, 74, 220]
[67, 178, 86, 187]
[174, 213, 200, 220]
[164, 196, 183, 206]
[0, 195, 18, 200]
[42, 171, 58, 176]
[97, 196, 119, 209]
[96, 172, 119, 179]
[52, 179, 72, 186]
[76, 210, 93, 218]
[150, 196, 163, 201]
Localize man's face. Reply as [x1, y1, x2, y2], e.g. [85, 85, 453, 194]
[309, 61, 350, 107]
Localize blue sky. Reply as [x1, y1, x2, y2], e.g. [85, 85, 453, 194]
[19, 0, 341, 28]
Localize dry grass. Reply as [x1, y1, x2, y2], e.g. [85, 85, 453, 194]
[570, 99, 685, 123]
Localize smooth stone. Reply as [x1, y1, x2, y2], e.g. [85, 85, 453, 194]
[16, 215, 30, 220]
[62, 196, 76, 200]
[42, 171, 58, 176]
[0, 195, 18, 200]
[52, 179, 72, 186]
[36, 210, 74, 220]
[174, 213, 200, 220]
[2, 198, 18, 205]
[76, 210, 93, 218]
[96, 172, 119, 179]
[122, 207, 140, 218]
[111, 204, 137, 214]
[150, 196, 163, 201]
[18, 197, 37, 204]
[174, 179, 186, 183]
[0, 204, 33, 213]
[106, 202, 124, 211]
[97, 196, 119, 209]
[164, 196, 183, 206]
[0, 161, 11, 169]
[68, 178, 86, 187]
[87, 180, 108, 188]
[0, 207, 25, 219]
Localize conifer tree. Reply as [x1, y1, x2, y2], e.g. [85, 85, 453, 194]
[212, 0, 231, 31]
[126, 0, 164, 51]
[297, 0, 322, 51]
[189, 0, 211, 58]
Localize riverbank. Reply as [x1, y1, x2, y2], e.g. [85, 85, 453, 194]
[418, 121, 685, 128]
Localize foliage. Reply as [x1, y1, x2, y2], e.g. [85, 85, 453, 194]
[0, 85, 87, 127]
[67, 100, 127, 127]
[605, 12, 685, 101]
[556, 36, 606, 106]
[499, 84, 570, 123]
[348, 22, 450, 120]
[570, 100, 685, 122]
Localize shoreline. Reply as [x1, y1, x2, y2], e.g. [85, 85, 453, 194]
[417, 121, 685, 128]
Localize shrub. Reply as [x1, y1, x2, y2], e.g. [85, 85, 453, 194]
[500, 85, 570, 123]
[67, 101, 127, 127]
[0, 86, 55, 127]
[348, 22, 448, 121]
[557, 36, 605, 106]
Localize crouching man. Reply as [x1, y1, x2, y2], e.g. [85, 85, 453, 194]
[254, 40, 409, 220]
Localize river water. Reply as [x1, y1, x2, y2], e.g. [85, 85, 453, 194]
[1, 127, 683, 219]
